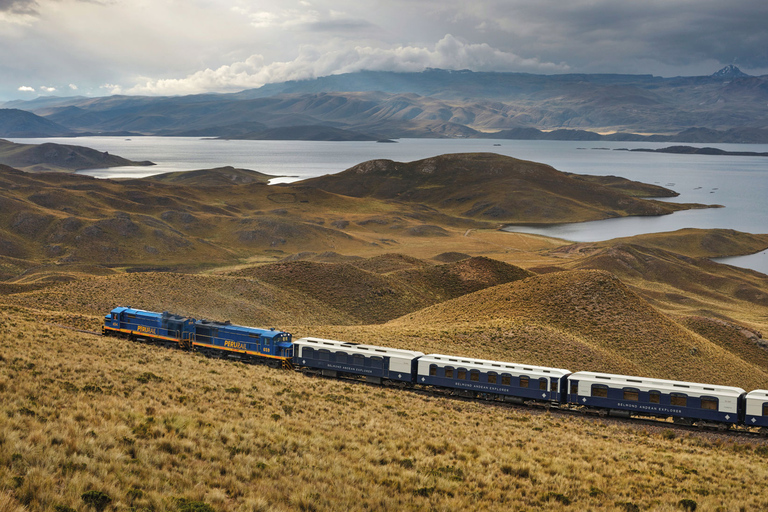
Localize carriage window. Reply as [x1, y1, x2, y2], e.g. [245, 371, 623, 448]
[591, 384, 609, 398]
[539, 379, 548, 391]
[370, 356, 383, 369]
[649, 391, 660, 403]
[336, 352, 347, 364]
[488, 372, 498, 384]
[429, 365, 437, 377]
[444, 367, 454, 378]
[470, 370, 480, 382]
[670, 393, 687, 407]
[457, 369, 467, 380]
[700, 397, 718, 410]
[302, 347, 314, 358]
[353, 354, 365, 366]
[519, 376, 529, 388]
[319, 349, 330, 361]
[763, 403, 768, 416]
[623, 389, 639, 401]
[570, 382, 579, 395]
[501, 374, 511, 386]
[550, 380, 558, 392]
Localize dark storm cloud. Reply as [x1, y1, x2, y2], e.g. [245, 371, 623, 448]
[0, 0, 37, 14]
[481, 0, 768, 71]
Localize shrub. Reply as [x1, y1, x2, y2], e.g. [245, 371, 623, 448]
[81, 490, 112, 512]
[543, 492, 571, 505]
[679, 498, 697, 511]
[174, 497, 215, 512]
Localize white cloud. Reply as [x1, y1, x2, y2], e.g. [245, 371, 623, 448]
[101, 83, 122, 94]
[126, 35, 569, 96]
[17, 85, 34, 92]
[40, 85, 56, 92]
[69, 83, 78, 90]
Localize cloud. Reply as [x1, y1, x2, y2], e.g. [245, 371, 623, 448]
[127, 34, 569, 96]
[0, 0, 37, 14]
[40, 85, 55, 92]
[69, 83, 78, 90]
[17, 85, 34, 92]
[0, 0, 37, 24]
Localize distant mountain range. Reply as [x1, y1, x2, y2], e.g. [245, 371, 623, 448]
[2, 66, 768, 142]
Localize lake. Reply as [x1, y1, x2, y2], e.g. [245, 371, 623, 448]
[12, 136, 768, 273]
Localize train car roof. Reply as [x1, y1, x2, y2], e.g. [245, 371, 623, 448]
[570, 371, 746, 396]
[745, 389, 768, 400]
[196, 320, 289, 339]
[295, 337, 425, 358]
[419, 354, 571, 377]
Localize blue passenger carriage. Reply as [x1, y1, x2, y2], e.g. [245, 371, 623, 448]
[416, 354, 570, 402]
[567, 371, 746, 425]
[103, 307, 194, 348]
[192, 320, 293, 368]
[293, 337, 424, 385]
[744, 390, 768, 428]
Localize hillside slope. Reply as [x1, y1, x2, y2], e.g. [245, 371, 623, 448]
[296, 153, 709, 223]
[386, 269, 768, 390]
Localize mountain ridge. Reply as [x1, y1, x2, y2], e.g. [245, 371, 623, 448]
[3, 68, 768, 141]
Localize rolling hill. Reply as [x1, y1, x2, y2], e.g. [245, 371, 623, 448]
[0, 138, 154, 173]
[296, 153, 707, 223]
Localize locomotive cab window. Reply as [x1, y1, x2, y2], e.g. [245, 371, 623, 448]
[487, 372, 498, 384]
[670, 393, 687, 407]
[623, 388, 639, 401]
[700, 397, 718, 410]
[649, 391, 661, 403]
[591, 384, 609, 398]
[429, 365, 437, 377]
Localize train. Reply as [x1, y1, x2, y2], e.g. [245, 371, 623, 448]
[103, 306, 768, 430]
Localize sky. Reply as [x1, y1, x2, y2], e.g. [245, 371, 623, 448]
[2, 0, 768, 102]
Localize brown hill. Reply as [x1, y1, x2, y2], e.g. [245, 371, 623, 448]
[142, 166, 276, 186]
[227, 255, 532, 324]
[0, 166, 415, 275]
[389, 269, 768, 389]
[5, 272, 360, 327]
[0, 138, 154, 172]
[5, 254, 533, 327]
[296, 153, 711, 223]
[582, 228, 768, 258]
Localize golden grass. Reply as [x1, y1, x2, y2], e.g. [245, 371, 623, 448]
[2, 308, 768, 511]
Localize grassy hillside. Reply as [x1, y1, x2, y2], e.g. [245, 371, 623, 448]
[296, 153, 711, 224]
[385, 269, 768, 390]
[2, 308, 768, 512]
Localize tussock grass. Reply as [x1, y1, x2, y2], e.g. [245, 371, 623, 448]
[2, 310, 768, 511]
